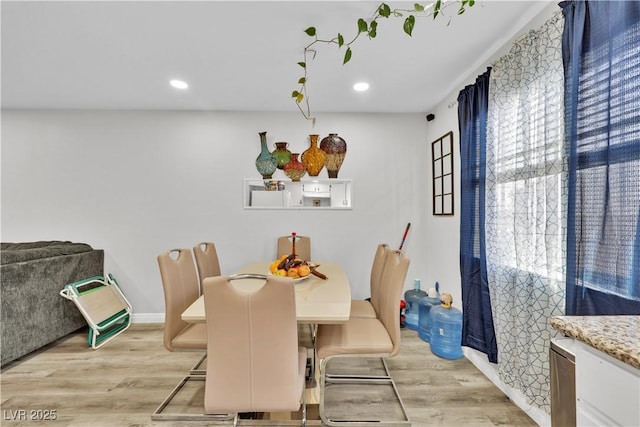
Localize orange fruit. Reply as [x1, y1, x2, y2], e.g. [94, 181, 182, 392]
[297, 264, 311, 277]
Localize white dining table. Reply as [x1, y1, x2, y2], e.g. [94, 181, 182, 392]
[181, 261, 352, 324]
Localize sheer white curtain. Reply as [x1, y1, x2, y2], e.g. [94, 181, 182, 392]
[485, 12, 566, 412]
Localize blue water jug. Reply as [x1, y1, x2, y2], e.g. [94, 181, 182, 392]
[418, 285, 440, 342]
[404, 279, 427, 330]
[430, 293, 463, 360]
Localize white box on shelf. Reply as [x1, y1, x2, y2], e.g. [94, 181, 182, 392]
[251, 190, 286, 207]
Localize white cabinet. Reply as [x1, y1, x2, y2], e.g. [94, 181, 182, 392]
[244, 179, 352, 209]
[575, 341, 640, 427]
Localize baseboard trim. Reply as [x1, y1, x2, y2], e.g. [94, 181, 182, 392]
[131, 313, 164, 324]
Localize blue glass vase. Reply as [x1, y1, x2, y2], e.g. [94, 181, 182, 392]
[255, 131, 277, 179]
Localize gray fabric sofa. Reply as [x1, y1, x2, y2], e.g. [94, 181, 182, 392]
[1, 241, 104, 366]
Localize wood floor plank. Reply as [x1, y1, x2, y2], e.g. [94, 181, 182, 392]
[1, 324, 536, 426]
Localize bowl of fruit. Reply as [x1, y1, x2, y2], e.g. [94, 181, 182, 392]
[269, 254, 325, 282]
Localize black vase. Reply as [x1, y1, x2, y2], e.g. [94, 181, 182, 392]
[320, 133, 347, 178]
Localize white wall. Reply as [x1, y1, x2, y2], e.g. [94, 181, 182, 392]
[422, 104, 462, 304]
[2, 110, 464, 320]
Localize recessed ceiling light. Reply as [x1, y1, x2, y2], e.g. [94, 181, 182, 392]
[353, 82, 369, 92]
[170, 79, 189, 89]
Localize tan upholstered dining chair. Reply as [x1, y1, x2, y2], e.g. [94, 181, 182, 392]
[350, 243, 390, 319]
[202, 274, 307, 426]
[157, 248, 207, 375]
[277, 234, 314, 379]
[315, 248, 411, 426]
[277, 235, 311, 261]
[193, 242, 221, 290]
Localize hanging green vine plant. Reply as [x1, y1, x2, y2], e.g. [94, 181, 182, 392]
[292, 0, 476, 125]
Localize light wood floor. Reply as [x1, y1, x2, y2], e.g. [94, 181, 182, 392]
[1, 324, 536, 426]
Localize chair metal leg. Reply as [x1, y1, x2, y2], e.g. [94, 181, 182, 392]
[309, 323, 317, 346]
[301, 374, 307, 427]
[325, 355, 392, 381]
[151, 375, 234, 421]
[308, 324, 317, 387]
[153, 374, 309, 425]
[319, 356, 411, 426]
[189, 352, 206, 375]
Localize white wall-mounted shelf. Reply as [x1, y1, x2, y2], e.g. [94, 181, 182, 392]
[244, 178, 352, 210]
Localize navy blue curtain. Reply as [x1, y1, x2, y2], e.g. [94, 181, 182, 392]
[458, 68, 498, 363]
[562, 0, 640, 315]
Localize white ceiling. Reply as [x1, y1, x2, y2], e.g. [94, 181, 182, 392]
[1, 1, 553, 115]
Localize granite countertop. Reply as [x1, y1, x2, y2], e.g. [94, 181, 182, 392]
[551, 315, 640, 370]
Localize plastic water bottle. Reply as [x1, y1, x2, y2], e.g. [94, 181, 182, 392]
[430, 293, 463, 359]
[404, 279, 427, 330]
[418, 284, 440, 342]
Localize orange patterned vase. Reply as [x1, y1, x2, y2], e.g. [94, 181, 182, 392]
[283, 153, 306, 182]
[301, 134, 326, 177]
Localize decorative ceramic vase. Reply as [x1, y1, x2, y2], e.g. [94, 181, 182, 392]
[283, 153, 306, 182]
[320, 133, 347, 178]
[272, 142, 292, 170]
[301, 134, 326, 177]
[255, 131, 277, 179]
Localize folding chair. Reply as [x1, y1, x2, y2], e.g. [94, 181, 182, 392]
[60, 274, 132, 349]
